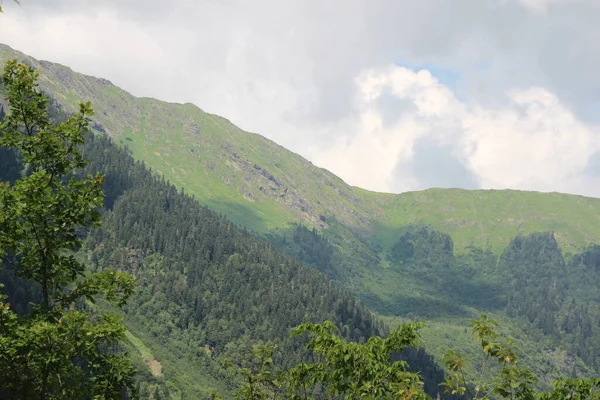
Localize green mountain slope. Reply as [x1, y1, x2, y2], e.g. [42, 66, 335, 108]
[0, 126, 451, 398]
[2, 43, 600, 256]
[367, 188, 600, 254]
[4, 44, 600, 385]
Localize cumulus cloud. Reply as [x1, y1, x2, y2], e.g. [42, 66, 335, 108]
[314, 66, 600, 194]
[461, 88, 597, 191]
[1, 0, 599, 196]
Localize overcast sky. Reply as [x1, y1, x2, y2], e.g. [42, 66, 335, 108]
[1, 0, 600, 196]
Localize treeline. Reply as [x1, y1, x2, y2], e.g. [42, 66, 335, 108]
[269, 225, 335, 276]
[2, 97, 453, 397]
[0, 92, 453, 397]
[79, 131, 452, 397]
[385, 226, 600, 375]
[501, 232, 600, 370]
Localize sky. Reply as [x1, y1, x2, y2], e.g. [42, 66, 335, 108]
[1, 0, 600, 196]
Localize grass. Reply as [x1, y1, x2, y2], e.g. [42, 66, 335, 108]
[125, 330, 163, 377]
[383, 311, 588, 388]
[3, 43, 600, 254]
[369, 188, 600, 254]
[125, 320, 231, 399]
[4, 43, 600, 391]
[125, 330, 155, 361]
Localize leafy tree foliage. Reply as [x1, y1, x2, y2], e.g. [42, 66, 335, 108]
[0, 0, 19, 13]
[233, 321, 430, 400]
[538, 378, 600, 400]
[441, 315, 600, 400]
[0, 60, 136, 399]
[234, 317, 600, 400]
[441, 314, 537, 399]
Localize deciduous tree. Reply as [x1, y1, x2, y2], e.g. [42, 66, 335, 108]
[0, 59, 136, 399]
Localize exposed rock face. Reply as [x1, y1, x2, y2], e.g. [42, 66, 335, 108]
[225, 147, 322, 226]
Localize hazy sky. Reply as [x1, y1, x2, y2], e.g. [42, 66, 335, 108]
[1, 0, 599, 196]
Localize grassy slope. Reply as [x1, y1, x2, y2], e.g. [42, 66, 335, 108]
[0, 43, 372, 234]
[3, 44, 600, 384]
[2, 43, 600, 256]
[124, 323, 231, 399]
[366, 188, 600, 254]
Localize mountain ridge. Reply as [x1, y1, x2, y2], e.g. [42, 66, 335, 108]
[2, 41, 600, 256]
[5, 43, 600, 387]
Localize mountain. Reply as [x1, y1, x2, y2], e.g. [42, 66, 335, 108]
[3, 43, 600, 386]
[0, 111, 450, 398]
[1, 43, 600, 256]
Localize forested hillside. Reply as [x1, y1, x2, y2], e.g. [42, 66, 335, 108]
[378, 227, 600, 382]
[0, 100, 448, 398]
[267, 213, 600, 382]
[3, 45, 600, 396]
[82, 132, 383, 396]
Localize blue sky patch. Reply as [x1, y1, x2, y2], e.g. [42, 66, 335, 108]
[395, 61, 462, 90]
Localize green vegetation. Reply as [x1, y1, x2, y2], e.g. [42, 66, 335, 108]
[0, 60, 136, 398]
[1, 43, 600, 255]
[2, 45, 600, 398]
[2, 46, 600, 347]
[0, 61, 411, 398]
[0, 83, 448, 396]
[232, 321, 429, 399]
[233, 316, 600, 399]
[74, 129, 450, 397]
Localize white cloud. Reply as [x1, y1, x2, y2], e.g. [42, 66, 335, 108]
[462, 88, 597, 191]
[0, 8, 172, 96]
[513, 0, 594, 14]
[314, 65, 600, 195]
[515, 0, 556, 14]
[1, 0, 600, 196]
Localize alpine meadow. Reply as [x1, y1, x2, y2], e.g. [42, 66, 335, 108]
[2, 2, 600, 399]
